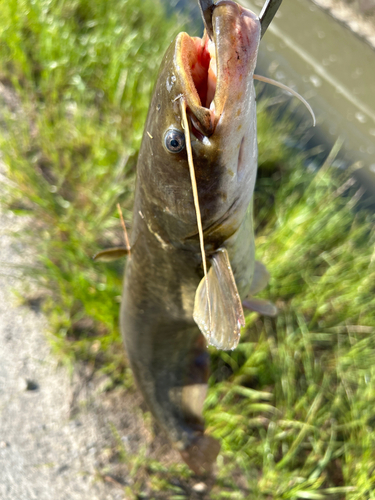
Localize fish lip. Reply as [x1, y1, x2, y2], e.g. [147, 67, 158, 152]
[175, 1, 260, 138]
[211, 1, 260, 127]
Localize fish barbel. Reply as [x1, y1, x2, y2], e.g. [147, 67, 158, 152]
[121, 0, 266, 474]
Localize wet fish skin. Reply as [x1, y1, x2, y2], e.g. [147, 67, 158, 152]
[121, 1, 261, 473]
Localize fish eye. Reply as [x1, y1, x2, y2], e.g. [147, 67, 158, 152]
[164, 129, 185, 153]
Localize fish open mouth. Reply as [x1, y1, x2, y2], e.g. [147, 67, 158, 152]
[175, 1, 260, 137]
[176, 33, 217, 137]
[187, 36, 217, 112]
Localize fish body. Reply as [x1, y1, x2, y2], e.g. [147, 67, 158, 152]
[121, 1, 261, 473]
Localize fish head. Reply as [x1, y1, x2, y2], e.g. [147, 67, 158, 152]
[136, 1, 261, 251]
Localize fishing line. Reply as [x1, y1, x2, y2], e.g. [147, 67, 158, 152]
[180, 97, 212, 336]
[254, 74, 316, 126]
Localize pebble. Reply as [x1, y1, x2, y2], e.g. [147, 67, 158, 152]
[18, 377, 39, 391]
[17, 377, 28, 391]
[192, 482, 207, 493]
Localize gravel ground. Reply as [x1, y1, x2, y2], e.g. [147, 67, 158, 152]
[0, 78, 132, 498]
[0, 184, 126, 499]
[0, 198, 193, 498]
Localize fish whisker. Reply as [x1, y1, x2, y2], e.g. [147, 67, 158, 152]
[254, 74, 316, 126]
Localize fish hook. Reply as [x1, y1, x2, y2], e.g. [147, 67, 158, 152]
[197, 0, 283, 40]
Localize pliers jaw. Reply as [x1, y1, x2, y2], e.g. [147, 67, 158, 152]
[197, 0, 215, 40]
[197, 0, 283, 40]
[259, 0, 283, 38]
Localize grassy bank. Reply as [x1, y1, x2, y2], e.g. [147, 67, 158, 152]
[1, 0, 375, 498]
[0, 0, 183, 377]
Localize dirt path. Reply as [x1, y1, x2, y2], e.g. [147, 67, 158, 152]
[0, 189, 199, 499]
[0, 184, 127, 499]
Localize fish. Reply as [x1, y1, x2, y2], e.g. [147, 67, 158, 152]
[118, 0, 272, 474]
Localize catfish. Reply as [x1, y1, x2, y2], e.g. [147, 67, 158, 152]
[120, 1, 269, 474]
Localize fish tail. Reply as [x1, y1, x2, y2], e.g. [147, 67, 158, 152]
[180, 434, 221, 475]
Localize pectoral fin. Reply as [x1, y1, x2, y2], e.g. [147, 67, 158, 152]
[193, 248, 245, 351]
[249, 260, 271, 295]
[245, 261, 277, 316]
[93, 246, 130, 262]
[242, 297, 278, 317]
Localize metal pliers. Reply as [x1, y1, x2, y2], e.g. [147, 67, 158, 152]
[198, 0, 283, 40]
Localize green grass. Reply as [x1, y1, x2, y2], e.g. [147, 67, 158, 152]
[1, 0, 375, 498]
[206, 142, 375, 498]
